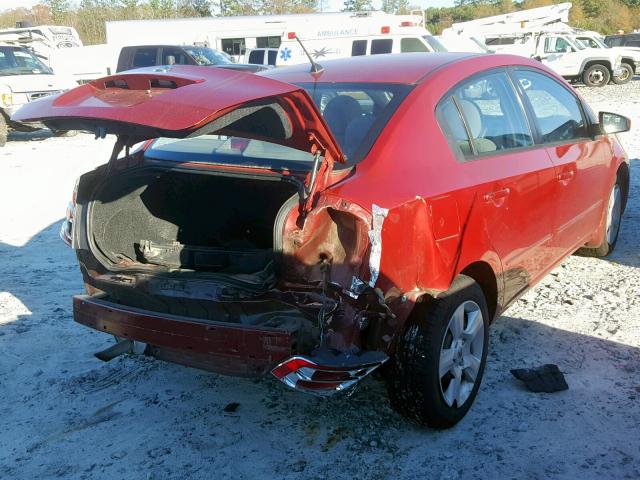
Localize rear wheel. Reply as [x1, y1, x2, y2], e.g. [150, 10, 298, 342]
[612, 63, 634, 85]
[577, 175, 626, 257]
[0, 115, 7, 147]
[387, 275, 489, 429]
[582, 64, 611, 87]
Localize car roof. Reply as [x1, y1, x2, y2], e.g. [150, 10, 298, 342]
[259, 52, 482, 84]
[260, 52, 559, 86]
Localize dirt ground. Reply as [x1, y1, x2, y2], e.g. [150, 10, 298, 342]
[0, 82, 639, 480]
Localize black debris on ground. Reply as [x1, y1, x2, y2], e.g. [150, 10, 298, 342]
[223, 402, 240, 413]
[510, 364, 569, 393]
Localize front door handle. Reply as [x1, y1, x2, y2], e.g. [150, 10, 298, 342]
[483, 187, 510, 205]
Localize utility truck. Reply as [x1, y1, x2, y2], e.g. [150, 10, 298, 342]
[442, 3, 623, 87]
[571, 32, 640, 84]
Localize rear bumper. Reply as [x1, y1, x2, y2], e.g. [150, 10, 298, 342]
[73, 295, 294, 376]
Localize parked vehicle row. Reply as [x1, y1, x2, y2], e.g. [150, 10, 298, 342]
[12, 52, 630, 428]
[572, 32, 640, 85]
[116, 45, 270, 73]
[0, 43, 78, 146]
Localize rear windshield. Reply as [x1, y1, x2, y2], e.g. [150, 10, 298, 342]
[146, 82, 412, 170]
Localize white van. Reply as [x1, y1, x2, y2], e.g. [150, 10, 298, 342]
[275, 26, 445, 67]
[0, 43, 78, 146]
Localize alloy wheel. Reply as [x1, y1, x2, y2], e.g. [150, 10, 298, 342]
[438, 300, 485, 408]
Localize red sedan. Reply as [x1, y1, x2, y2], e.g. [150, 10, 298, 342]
[13, 53, 630, 428]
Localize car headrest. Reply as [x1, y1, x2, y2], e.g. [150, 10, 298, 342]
[322, 95, 364, 139]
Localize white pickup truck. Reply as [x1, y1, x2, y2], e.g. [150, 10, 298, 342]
[0, 43, 78, 146]
[485, 32, 623, 87]
[571, 32, 640, 84]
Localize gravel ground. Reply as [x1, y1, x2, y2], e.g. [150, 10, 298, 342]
[0, 80, 639, 480]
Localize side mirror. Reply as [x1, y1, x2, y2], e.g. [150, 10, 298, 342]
[600, 111, 631, 134]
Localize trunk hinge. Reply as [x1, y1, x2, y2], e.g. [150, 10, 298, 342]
[301, 132, 335, 215]
[105, 134, 146, 174]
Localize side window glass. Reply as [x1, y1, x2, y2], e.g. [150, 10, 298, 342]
[351, 40, 367, 56]
[371, 39, 393, 55]
[248, 50, 263, 64]
[545, 37, 571, 53]
[132, 48, 157, 68]
[436, 97, 474, 158]
[162, 48, 185, 65]
[513, 70, 587, 144]
[267, 50, 277, 65]
[438, 71, 533, 158]
[401, 37, 428, 52]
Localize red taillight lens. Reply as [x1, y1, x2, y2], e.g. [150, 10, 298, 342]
[271, 354, 388, 396]
[287, 32, 296, 39]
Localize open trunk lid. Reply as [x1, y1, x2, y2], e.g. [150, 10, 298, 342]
[11, 65, 344, 164]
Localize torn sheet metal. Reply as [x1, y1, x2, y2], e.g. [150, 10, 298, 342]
[348, 276, 367, 299]
[368, 204, 388, 288]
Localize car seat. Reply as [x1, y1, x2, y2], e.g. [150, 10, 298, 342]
[322, 95, 364, 149]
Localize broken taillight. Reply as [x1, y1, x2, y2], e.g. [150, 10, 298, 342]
[271, 353, 388, 396]
[60, 177, 79, 247]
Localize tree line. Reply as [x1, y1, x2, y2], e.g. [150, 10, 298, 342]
[428, 0, 640, 35]
[0, 0, 638, 46]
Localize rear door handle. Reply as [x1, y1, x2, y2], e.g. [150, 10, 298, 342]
[483, 187, 511, 203]
[557, 170, 575, 184]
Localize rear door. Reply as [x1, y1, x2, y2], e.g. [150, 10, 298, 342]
[436, 69, 557, 301]
[511, 68, 609, 255]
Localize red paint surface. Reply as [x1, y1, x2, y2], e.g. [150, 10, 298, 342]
[41, 53, 627, 367]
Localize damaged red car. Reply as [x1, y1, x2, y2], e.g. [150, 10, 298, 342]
[14, 53, 630, 428]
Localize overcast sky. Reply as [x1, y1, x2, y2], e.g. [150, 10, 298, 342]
[3, 0, 455, 13]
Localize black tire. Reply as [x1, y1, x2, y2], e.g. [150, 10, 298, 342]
[612, 63, 634, 85]
[577, 171, 627, 257]
[0, 115, 7, 147]
[51, 129, 78, 137]
[387, 274, 489, 429]
[582, 64, 611, 87]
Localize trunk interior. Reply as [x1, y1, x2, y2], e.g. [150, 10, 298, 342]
[88, 167, 300, 275]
